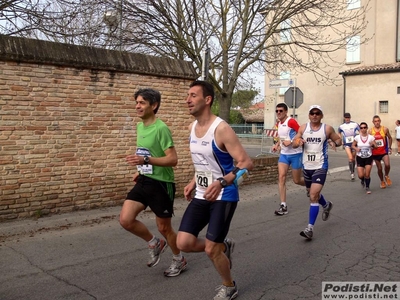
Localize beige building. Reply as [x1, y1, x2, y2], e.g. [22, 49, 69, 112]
[264, 0, 400, 142]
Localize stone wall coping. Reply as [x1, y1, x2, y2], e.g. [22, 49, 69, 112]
[0, 35, 198, 79]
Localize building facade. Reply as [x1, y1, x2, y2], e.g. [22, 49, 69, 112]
[264, 0, 400, 141]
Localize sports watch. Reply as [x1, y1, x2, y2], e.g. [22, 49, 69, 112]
[217, 177, 228, 187]
[143, 155, 150, 165]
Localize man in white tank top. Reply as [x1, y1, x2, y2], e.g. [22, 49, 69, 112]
[177, 80, 254, 300]
[292, 105, 342, 240]
[338, 112, 360, 181]
[271, 103, 305, 216]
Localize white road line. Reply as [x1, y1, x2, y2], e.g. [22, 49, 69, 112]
[328, 166, 348, 174]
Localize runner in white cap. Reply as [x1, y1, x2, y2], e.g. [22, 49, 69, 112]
[292, 105, 342, 240]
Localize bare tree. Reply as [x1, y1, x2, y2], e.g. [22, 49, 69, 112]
[0, 1, 115, 48]
[1, 0, 371, 121]
[118, 0, 371, 121]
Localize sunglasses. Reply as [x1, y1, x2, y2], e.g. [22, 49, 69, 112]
[360, 126, 367, 129]
[275, 110, 284, 113]
[309, 111, 322, 116]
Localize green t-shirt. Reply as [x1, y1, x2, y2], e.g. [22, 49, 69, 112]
[135, 119, 174, 182]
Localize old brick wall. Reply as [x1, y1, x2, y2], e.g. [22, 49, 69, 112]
[0, 36, 200, 220]
[0, 36, 279, 221]
[244, 156, 279, 186]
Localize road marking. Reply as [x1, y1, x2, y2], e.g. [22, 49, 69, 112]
[329, 159, 388, 174]
[328, 166, 348, 174]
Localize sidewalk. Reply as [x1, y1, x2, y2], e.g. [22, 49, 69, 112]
[0, 179, 293, 242]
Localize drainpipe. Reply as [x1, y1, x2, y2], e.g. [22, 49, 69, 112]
[342, 74, 346, 117]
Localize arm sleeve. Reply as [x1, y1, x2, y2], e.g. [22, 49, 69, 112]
[287, 118, 300, 132]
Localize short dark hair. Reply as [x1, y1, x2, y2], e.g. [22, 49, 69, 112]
[276, 103, 288, 111]
[189, 80, 215, 106]
[134, 88, 161, 114]
[359, 122, 368, 128]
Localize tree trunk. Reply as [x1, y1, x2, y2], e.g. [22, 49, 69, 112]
[218, 92, 232, 122]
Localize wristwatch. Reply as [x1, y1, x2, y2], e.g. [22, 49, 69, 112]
[217, 177, 228, 187]
[143, 155, 150, 165]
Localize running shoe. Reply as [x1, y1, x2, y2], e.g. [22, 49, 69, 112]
[385, 176, 392, 186]
[224, 238, 235, 269]
[274, 204, 288, 216]
[360, 179, 365, 188]
[214, 281, 238, 300]
[351, 173, 355, 181]
[147, 238, 168, 267]
[164, 256, 187, 277]
[380, 181, 387, 189]
[366, 187, 371, 194]
[322, 201, 333, 221]
[300, 227, 313, 240]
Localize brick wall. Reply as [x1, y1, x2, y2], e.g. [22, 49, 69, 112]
[0, 36, 279, 221]
[244, 156, 279, 186]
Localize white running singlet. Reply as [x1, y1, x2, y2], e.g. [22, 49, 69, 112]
[189, 117, 239, 201]
[278, 117, 302, 155]
[338, 121, 359, 144]
[302, 123, 328, 170]
[354, 134, 375, 158]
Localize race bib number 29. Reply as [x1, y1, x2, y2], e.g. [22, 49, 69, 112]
[195, 170, 213, 188]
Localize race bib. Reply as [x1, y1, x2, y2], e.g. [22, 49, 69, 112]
[375, 139, 384, 147]
[138, 164, 153, 175]
[136, 147, 153, 175]
[280, 136, 289, 145]
[195, 170, 213, 188]
[345, 136, 354, 143]
[305, 151, 319, 163]
[360, 149, 369, 158]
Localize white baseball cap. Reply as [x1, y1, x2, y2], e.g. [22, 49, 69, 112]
[309, 105, 323, 113]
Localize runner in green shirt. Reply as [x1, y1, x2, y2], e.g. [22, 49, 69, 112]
[120, 88, 187, 277]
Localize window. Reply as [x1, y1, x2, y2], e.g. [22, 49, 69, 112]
[379, 101, 388, 113]
[397, 87, 400, 94]
[346, 36, 360, 63]
[279, 71, 290, 95]
[280, 19, 291, 43]
[347, 0, 361, 10]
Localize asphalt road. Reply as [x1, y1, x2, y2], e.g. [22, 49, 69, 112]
[1, 154, 399, 300]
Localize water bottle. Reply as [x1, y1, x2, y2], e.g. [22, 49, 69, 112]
[234, 169, 249, 186]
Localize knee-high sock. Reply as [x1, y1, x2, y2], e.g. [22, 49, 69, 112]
[365, 178, 371, 188]
[309, 203, 320, 225]
[349, 161, 354, 173]
[318, 194, 327, 207]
